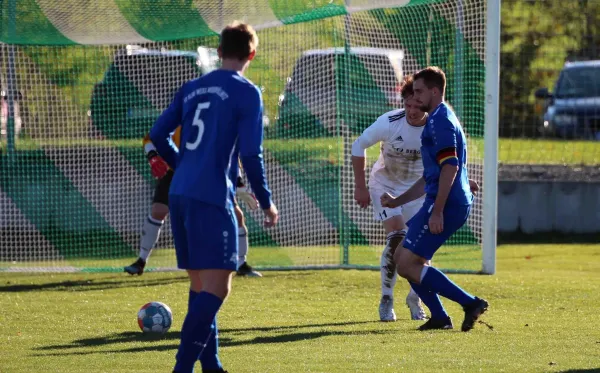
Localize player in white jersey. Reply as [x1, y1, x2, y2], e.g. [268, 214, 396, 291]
[351, 75, 428, 322]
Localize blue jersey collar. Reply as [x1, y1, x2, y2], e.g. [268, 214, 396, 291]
[431, 102, 445, 117]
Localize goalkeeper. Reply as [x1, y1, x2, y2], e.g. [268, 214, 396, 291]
[124, 130, 263, 277]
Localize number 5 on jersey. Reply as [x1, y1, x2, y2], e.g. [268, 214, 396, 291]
[186, 102, 211, 150]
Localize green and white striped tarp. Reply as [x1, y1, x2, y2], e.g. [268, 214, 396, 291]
[1, 0, 412, 45]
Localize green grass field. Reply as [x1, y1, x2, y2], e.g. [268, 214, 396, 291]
[1, 244, 599, 372]
[0, 243, 482, 273]
[6, 137, 599, 166]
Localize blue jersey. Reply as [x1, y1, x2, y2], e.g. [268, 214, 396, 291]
[149, 69, 272, 209]
[420, 102, 472, 206]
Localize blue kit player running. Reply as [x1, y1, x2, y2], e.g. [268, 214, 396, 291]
[380, 66, 488, 332]
[149, 22, 279, 373]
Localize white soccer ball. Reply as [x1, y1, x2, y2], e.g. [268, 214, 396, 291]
[137, 301, 173, 334]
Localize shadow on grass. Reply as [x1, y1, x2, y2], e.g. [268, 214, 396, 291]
[1, 271, 325, 293]
[558, 370, 600, 373]
[218, 320, 378, 334]
[0, 275, 188, 293]
[32, 320, 385, 356]
[33, 331, 181, 351]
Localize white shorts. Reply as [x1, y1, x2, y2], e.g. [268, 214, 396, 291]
[369, 186, 425, 222]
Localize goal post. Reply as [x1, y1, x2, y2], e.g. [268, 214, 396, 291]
[482, 0, 500, 275]
[0, 0, 497, 274]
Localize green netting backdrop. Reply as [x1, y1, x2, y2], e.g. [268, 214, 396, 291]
[0, 0, 485, 272]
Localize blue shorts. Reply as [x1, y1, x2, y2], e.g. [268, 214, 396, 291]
[404, 199, 471, 260]
[169, 195, 238, 271]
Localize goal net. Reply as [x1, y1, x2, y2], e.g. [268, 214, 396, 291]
[0, 0, 495, 273]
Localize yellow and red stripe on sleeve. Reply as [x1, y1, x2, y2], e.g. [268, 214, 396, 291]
[436, 147, 458, 165]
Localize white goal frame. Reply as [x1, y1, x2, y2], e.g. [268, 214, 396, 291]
[482, 0, 500, 275]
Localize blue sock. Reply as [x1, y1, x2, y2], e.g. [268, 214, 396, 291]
[188, 290, 199, 311]
[420, 266, 476, 306]
[188, 291, 222, 369]
[199, 317, 222, 371]
[409, 282, 449, 320]
[174, 291, 223, 373]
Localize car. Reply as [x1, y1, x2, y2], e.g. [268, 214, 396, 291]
[89, 45, 219, 139]
[0, 88, 23, 140]
[535, 60, 600, 140]
[274, 47, 405, 138]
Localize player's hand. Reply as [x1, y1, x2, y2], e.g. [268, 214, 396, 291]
[428, 211, 444, 234]
[147, 150, 169, 179]
[469, 179, 480, 196]
[263, 203, 279, 228]
[237, 186, 258, 210]
[380, 192, 400, 208]
[354, 186, 370, 209]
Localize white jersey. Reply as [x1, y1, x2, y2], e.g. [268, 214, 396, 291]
[352, 109, 425, 194]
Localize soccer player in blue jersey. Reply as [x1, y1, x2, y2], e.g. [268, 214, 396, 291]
[149, 22, 279, 373]
[380, 66, 488, 332]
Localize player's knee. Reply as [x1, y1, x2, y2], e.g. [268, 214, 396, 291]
[200, 270, 234, 300]
[394, 248, 419, 279]
[395, 262, 410, 279]
[187, 271, 203, 292]
[151, 203, 169, 221]
[205, 282, 232, 300]
[383, 216, 406, 234]
[393, 244, 406, 266]
[394, 251, 409, 277]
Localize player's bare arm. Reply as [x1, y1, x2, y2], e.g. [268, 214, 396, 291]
[263, 204, 279, 227]
[351, 155, 370, 208]
[237, 72, 279, 229]
[380, 177, 426, 208]
[429, 164, 458, 234]
[350, 120, 388, 209]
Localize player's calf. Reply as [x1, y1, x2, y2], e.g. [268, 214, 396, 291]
[379, 230, 405, 322]
[380, 230, 405, 292]
[126, 198, 169, 276]
[234, 221, 262, 278]
[125, 212, 164, 276]
[394, 247, 427, 284]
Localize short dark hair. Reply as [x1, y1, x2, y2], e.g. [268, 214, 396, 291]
[399, 75, 414, 100]
[413, 66, 446, 96]
[219, 21, 258, 61]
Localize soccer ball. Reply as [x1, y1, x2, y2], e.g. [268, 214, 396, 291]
[137, 301, 173, 334]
